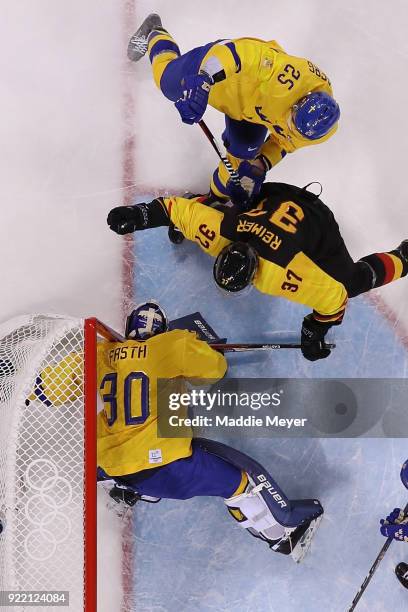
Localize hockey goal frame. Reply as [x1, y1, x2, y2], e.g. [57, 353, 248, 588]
[84, 318, 125, 611]
[0, 314, 124, 612]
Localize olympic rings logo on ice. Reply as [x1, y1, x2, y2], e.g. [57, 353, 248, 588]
[23, 458, 73, 562]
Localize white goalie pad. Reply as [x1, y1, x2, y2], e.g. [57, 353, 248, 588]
[225, 483, 292, 542]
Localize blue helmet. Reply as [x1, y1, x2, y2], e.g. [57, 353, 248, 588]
[292, 92, 340, 140]
[125, 301, 168, 340]
[401, 460, 408, 490]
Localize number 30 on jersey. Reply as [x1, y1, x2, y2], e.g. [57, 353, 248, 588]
[100, 371, 150, 426]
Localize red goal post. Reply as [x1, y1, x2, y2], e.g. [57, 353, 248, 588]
[0, 314, 124, 611]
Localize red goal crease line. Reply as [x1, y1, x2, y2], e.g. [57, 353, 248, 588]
[121, 3, 138, 612]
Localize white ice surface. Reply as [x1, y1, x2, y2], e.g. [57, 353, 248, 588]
[1, 1, 408, 612]
[1, 3, 127, 611]
[130, 2, 408, 612]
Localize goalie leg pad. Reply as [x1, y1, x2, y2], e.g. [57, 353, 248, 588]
[225, 484, 288, 543]
[194, 438, 323, 527]
[225, 484, 323, 561]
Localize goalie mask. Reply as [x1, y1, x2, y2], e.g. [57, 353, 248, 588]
[125, 301, 168, 340]
[213, 242, 258, 294]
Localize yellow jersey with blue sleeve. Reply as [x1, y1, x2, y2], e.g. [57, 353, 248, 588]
[199, 38, 336, 163]
[96, 329, 227, 476]
[149, 32, 337, 169]
[26, 353, 83, 407]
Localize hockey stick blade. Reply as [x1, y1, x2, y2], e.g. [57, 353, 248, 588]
[211, 342, 336, 353]
[347, 500, 408, 611]
[291, 515, 323, 564]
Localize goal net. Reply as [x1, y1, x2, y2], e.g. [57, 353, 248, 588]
[0, 314, 122, 611]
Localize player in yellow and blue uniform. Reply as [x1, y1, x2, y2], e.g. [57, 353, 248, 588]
[379, 460, 408, 590]
[26, 353, 83, 407]
[107, 183, 408, 361]
[127, 14, 340, 207]
[97, 301, 229, 485]
[97, 301, 323, 558]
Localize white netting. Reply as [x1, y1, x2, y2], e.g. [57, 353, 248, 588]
[0, 314, 88, 611]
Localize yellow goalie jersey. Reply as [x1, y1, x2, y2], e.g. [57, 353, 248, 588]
[97, 329, 227, 476]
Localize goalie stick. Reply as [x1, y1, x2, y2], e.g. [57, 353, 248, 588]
[168, 313, 335, 353]
[211, 342, 336, 352]
[347, 500, 408, 611]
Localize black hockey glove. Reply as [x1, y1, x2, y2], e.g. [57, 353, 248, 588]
[107, 199, 169, 235]
[107, 204, 148, 235]
[301, 314, 332, 361]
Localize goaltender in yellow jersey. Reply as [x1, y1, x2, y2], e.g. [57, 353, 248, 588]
[97, 307, 226, 476]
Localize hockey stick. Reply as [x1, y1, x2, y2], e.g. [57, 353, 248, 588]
[198, 119, 241, 185]
[211, 342, 336, 353]
[347, 500, 408, 611]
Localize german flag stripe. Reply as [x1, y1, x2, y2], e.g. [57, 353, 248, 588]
[313, 295, 348, 324]
[389, 252, 404, 280]
[376, 252, 402, 284]
[313, 307, 346, 323]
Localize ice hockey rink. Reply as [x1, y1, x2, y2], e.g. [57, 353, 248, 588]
[1, 1, 408, 611]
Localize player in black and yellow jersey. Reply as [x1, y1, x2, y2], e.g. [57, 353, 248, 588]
[97, 301, 323, 559]
[126, 14, 339, 207]
[107, 183, 408, 361]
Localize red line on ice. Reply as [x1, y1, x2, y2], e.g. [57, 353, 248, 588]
[121, 3, 137, 611]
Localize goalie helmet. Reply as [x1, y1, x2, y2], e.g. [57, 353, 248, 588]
[292, 91, 340, 140]
[125, 301, 168, 340]
[213, 242, 258, 293]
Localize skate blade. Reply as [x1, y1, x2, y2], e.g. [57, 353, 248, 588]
[291, 515, 323, 564]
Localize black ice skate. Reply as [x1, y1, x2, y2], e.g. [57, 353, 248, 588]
[397, 239, 408, 263]
[109, 485, 139, 508]
[270, 514, 323, 563]
[395, 562, 408, 589]
[127, 13, 163, 62]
